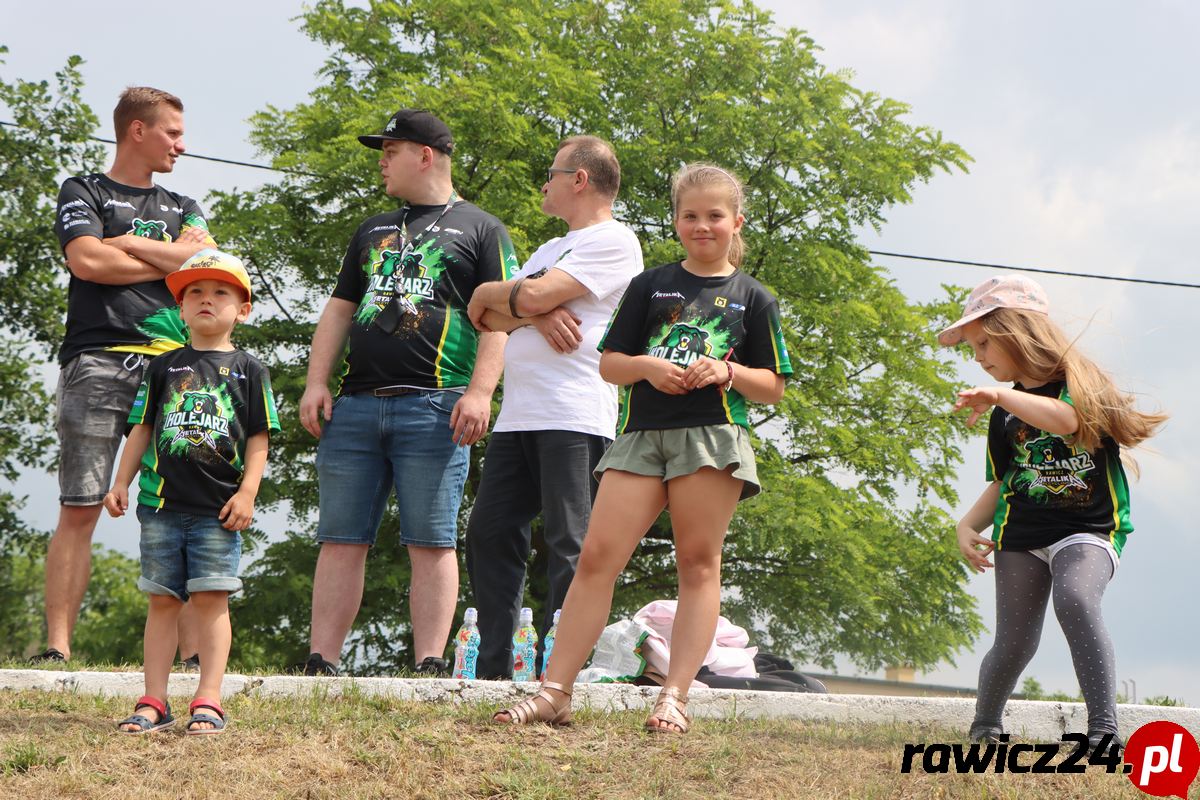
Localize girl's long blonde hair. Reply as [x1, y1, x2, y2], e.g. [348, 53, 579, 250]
[980, 308, 1167, 454]
[670, 163, 745, 267]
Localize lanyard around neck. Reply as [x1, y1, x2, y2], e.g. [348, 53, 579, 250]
[399, 191, 457, 254]
[371, 191, 458, 335]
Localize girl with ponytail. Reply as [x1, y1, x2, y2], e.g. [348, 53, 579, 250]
[941, 275, 1166, 758]
[491, 164, 793, 734]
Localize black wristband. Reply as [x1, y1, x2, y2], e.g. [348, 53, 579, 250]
[508, 277, 527, 319]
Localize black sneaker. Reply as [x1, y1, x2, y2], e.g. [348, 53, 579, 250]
[180, 654, 200, 673]
[968, 723, 1006, 744]
[413, 656, 450, 677]
[289, 652, 340, 676]
[1087, 732, 1124, 759]
[28, 648, 67, 664]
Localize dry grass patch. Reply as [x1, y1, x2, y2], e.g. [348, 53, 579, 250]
[0, 689, 1170, 799]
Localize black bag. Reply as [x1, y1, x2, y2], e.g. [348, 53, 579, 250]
[693, 652, 828, 693]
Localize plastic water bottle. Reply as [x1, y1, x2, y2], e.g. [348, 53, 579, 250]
[511, 607, 538, 682]
[540, 609, 561, 677]
[452, 607, 481, 680]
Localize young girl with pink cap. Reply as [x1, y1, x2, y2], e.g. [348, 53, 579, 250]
[941, 275, 1166, 756]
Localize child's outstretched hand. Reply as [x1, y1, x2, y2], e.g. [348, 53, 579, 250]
[103, 487, 128, 518]
[956, 524, 995, 573]
[219, 490, 255, 531]
[954, 387, 1003, 426]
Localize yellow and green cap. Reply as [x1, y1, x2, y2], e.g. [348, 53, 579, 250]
[165, 248, 252, 303]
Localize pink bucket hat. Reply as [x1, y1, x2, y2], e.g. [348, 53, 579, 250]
[937, 275, 1049, 346]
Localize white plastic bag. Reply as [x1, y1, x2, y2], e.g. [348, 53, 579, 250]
[577, 618, 657, 683]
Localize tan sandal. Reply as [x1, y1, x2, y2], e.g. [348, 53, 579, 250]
[492, 680, 572, 726]
[645, 686, 690, 734]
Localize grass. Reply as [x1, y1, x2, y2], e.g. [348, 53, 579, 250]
[0, 689, 1175, 800]
[2, 657, 449, 678]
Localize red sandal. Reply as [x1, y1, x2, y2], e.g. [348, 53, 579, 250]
[186, 697, 227, 736]
[117, 695, 175, 735]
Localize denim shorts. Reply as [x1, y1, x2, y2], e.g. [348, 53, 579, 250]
[135, 505, 243, 600]
[56, 351, 149, 505]
[595, 423, 760, 501]
[315, 390, 469, 548]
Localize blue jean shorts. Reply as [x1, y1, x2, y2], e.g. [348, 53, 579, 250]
[135, 505, 243, 600]
[315, 390, 469, 548]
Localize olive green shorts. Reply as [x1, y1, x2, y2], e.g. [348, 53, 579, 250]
[594, 423, 760, 501]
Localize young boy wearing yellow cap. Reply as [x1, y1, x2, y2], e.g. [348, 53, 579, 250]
[103, 249, 279, 735]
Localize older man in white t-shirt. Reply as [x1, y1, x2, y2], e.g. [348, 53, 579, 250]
[466, 135, 643, 679]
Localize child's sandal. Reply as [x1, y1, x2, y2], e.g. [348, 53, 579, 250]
[492, 680, 572, 726]
[186, 697, 227, 736]
[645, 686, 690, 734]
[117, 695, 175, 735]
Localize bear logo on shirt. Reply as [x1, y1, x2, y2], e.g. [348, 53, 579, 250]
[128, 218, 171, 242]
[164, 390, 230, 450]
[648, 323, 712, 368]
[374, 249, 435, 302]
[1020, 434, 1094, 495]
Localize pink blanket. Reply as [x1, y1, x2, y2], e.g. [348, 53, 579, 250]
[633, 599, 759, 687]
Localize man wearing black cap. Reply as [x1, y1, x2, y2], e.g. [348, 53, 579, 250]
[296, 109, 518, 676]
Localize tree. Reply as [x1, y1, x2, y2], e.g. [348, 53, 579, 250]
[0, 48, 121, 659]
[210, 0, 980, 674]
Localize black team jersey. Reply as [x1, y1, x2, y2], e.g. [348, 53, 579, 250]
[54, 174, 213, 365]
[599, 262, 793, 433]
[985, 380, 1132, 555]
[331, 200, 518, 393]
[128, 346, 280, 516]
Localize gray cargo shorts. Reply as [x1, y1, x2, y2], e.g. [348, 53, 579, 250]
[56, 350, 149, 506]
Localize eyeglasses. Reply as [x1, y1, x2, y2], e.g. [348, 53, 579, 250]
[546, 167, 579, 182]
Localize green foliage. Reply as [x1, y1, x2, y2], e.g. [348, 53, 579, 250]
[68, 547, 146, 664]
[1019, 676, 1086, 703]
[1, 741, 65, 776]
[0, 49, 117, 661]
[0, 46, 105, 354]
[0, 513, 45, 660]
[1142, 695, 1184, 707]
[212, 0, 979, 673]
[0, 4, 982, 675]
[0, 532, 144, 663]
[0, 48, 94, 504]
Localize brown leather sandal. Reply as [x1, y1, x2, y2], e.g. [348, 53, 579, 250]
[492, 680, 573, 726]
[645, 686, 690, 734]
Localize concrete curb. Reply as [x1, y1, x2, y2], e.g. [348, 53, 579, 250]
[2, 668, 1196, 741]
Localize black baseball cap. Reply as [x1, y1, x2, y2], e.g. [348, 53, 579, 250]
[357, 109, 454, 154]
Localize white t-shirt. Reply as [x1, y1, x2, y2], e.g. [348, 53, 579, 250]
[495, 219, 643, 438]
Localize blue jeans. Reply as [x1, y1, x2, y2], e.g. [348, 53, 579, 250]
[136, 505, 243, 600]
[315, 391, 469, 548]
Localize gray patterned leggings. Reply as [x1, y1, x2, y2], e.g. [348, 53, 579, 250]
[972, 544, 1118, 735]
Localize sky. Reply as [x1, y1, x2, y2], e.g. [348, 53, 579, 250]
[2, 1, 1196, 705]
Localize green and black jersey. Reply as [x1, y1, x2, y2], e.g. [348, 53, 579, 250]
[128, 346, 280, 516]
[54, 174, 213, 366]
[986, 381, 1132, 555]
[598, 262, 793, 433]
[332, 201, 518, 393]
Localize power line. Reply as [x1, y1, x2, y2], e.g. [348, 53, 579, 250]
[868, 250, 1200, 290]
[6, 119, 1196, 290]
[0, 120, 317, 176]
